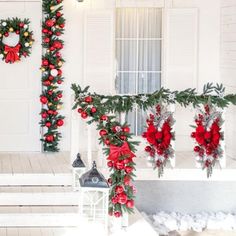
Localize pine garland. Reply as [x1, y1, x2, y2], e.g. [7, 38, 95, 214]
[40, 0, 65, 152]
[71, 83, 236, 216]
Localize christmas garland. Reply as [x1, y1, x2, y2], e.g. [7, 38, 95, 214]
[72, 83, 236, 216]
[40, 0, 65, 152]
[73, 86, 137, 217]
[143, 104, 175, 177]
[191, 102, 224, 177]
[0, 18, 34, 63]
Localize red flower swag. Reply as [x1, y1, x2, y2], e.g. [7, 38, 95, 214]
[191, 104, 224, 177]
[143, 104, 175, 177]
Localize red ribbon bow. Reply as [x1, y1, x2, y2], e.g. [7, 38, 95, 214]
[4, 44, 21, 63]
[107, 142, 135, 162]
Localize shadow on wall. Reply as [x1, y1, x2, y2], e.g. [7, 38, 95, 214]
[135, 181, 236, 214]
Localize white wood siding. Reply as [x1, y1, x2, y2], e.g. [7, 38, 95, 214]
[221, 0, 236, 158]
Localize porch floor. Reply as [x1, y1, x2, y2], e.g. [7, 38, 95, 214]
[0, 151, 235, 182]
[0, 152, 71, 174]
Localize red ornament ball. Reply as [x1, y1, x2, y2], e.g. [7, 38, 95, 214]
[58, 93, 63, 98]
[46, 135, 54, 142]
[44, 37, 50, 43]
[115, 185, 124, 194]
[41, 112, 48, 119]
[42, 28, 48, 34]
[124, 175, 131, 186]
[47, 110, 54, 115]
[120, 135, 127, 141]
[57, 119, 64, 127]
[194, 146, 200, 152]
[114, 211, 121, 218]
[84, 96, 93, 103]
[53, 41, 63, 49]
[107, 161, 113, 168]
[77, 108, 83, 113]
[115, 160, 125, 170]
[117, 193, 128, 205]
[100, 115, 108, 121]
[122, 126, 130, 133]
[45, 122, 51, 128]
[81, 111, 88, 119]
[123, 158, 132, 164]
[126, 199, 134, 208]
[191, 132, 196, 138]
[40, 96, 48, 104]
[145, 146, 152, 152]
[108, 178, 112, 185]
[56, 12, 62, 17]
[19, 22, 24, 28]
[125, 166, 133, 174]
[4, 32, 9, 37]
[104, 139, 110, 145]
[91, 107, 97, 113]
[42, 59, 49, 66]
[59, 24, 65, 28]
[206, 148, 212, 155]
[111, 196, 118, 204]
[57, 80, 62, 85]
[99, 129, 107, 136]
[45, 19, 55, 27]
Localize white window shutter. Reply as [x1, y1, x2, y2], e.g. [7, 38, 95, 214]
[83, 10, 114, 94]
[164, 8, 198, 90]
[163, 9, 198, 152]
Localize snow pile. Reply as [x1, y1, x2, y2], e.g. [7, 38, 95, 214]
[141, 211, 236, 235]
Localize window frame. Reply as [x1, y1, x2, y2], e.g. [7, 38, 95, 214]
[115, 7, 164, 137]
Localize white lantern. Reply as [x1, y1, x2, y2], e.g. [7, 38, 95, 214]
[72, 153, 86, 191]
[79, 161, 109, 232]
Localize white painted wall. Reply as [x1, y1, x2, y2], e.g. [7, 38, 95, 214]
[221, 0, 236, 158]
[62, 0, 221, 153]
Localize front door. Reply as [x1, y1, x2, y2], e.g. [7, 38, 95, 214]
[0, 1, 41, 151]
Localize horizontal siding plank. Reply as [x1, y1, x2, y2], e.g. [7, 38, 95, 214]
[222, 5, 236, 16]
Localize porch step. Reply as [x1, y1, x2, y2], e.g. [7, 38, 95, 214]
[0, 206, 80, 227]
[0, 187, 79, 205]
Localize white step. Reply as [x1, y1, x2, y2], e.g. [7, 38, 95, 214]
[0, 173, 72, 186]
[0, 206, 80, 227]
[0, 187, 79, 205]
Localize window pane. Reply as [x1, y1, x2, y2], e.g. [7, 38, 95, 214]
[117, 72, 136, 94]
[138, 40, 161, 71]
[116, 8, 138, 38]
[116, 40, 137, 71]
[137, 109, 146, 136]
[138, 8, 162, 38]
[137, 73, 161, 94]
[125, 111, 136, 134]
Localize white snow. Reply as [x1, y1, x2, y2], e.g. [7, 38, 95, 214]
[142, 211, 236, 235]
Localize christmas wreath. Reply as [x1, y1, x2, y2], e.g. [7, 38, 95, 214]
[0, 18, 34, 64]
[191, 102, 224, 177]
[143, 104, 175, 177]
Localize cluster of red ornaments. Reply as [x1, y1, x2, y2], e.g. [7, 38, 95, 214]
[40, 0, 65, 151]
[143, 105, 174, 169]
[77, 95, 136, 217]
[191, 105, 222, 168]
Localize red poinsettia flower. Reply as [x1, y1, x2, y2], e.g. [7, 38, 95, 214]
[146, 124, 157, 145]
[195, 125, 206, 146]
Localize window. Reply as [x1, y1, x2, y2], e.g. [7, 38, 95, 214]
[115, 8, 162, 135]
